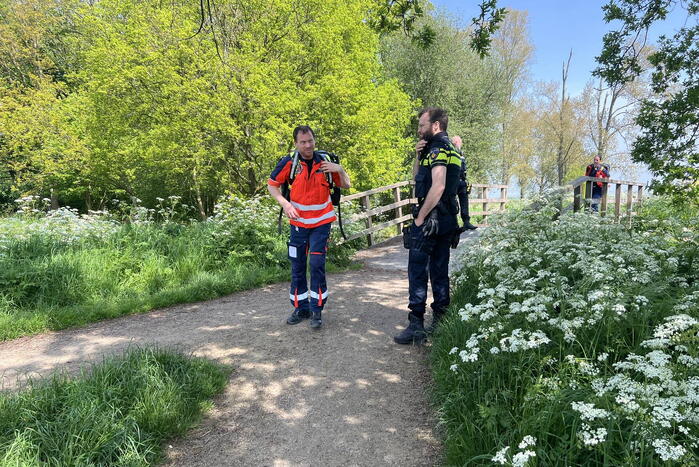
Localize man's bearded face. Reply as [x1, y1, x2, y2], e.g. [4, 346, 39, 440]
[417, 113, 434, 140]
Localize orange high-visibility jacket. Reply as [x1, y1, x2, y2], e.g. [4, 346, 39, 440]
[268, 151, 341, 229]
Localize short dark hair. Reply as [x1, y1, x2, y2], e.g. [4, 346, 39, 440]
[293, 125, 315, 142]
[420, 107, 448, 132]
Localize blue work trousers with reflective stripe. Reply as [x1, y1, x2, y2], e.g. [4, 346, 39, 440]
[288, 223, 331, 313]
[407, 223, 452, 318]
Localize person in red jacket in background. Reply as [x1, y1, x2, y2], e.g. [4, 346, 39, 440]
[267, 126, 351, 329]
[585, 155, 610, 212]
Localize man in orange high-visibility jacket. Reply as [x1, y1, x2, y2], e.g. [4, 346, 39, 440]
[268, 125, 351, 329]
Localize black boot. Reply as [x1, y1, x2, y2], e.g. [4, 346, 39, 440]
[425, 311, 445, 335]
[287, 308, 310, 325]
[310, 311, 322, 329]
[462, 216, 477, 230]
[393, 313, 427, 345]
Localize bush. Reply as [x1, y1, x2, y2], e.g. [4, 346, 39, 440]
[432, 196, 698, 465]
[0, 347, 229, 466]
[206, 195, 288, 268]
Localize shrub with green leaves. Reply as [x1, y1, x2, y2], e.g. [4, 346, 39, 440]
[207, 194, 288, 267]
[0, 347, 229, 466]
[432, 197, 698, 465]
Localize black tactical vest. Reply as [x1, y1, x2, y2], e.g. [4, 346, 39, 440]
[415, 132, 461, 230]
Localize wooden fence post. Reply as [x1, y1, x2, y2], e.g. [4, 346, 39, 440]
[500, 187, 506, 211]
[626, 185, 633, 224]
[614, 183, 622, 221]
[393, 186, 402, 236]
[600, 181, 609, 217]
[573, 184, 582, 212]
[481, 187, 488, 225]
[361, 195, 373, 246]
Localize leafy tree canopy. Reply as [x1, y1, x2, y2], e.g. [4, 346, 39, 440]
[596, 0, 698, 205]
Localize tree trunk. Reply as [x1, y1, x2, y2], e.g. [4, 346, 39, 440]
[50, 188, 59, 210]
[247, 165, 257, 196]
[192, 166, 207, 220]
[85, 187, 93, 212]
[556, 51, 573, 186]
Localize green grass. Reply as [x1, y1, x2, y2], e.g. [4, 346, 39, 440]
[0, 220, 359, 341]
[0, 347, 230, 466]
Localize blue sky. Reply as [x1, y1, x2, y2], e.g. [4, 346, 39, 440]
[431, 0, 690, 95]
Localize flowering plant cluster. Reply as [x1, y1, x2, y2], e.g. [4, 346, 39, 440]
[205, 194, 288, 266]
[1, 197, 119, 258]
[207, 193, 361, 267]
[106, 196, 196, 224]
[432, 196, 698, 465]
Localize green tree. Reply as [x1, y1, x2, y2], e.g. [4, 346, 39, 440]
[490, 9, 534, 185]
[0, 0, 83, 207]
[528, 70, 589, 193]
[1, 0, 415, 212]
[0, 0, 80, 88]
[379, 10, 505, 180]
[596, 0, 698, 205]
[0, 78, 86, 208]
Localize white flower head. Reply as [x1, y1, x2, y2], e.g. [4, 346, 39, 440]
[518, 435, 536, 450]
[512, 449, 536, 467]
[491, 446, 510, 465]
[652, 438, 687, 461]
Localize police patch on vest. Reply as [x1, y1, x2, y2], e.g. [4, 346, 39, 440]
[430, 149, 439, 160]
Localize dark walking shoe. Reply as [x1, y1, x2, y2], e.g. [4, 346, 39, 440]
[463, 217, 478, 230]
[425, 312, 445, 335]
[310, 311, 322, 329]
[287, 309, 310, 325]
[394, 313, 427, 345]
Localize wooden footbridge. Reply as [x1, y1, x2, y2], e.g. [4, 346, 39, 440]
[339, 176, 646, 246]
[339, 181, 508, 246]
[570, 176, 645, 219]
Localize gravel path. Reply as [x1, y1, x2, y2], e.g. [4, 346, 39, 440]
[0, 233, 480, 467]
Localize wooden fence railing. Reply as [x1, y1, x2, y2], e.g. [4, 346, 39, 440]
[338, 180, 508, 245]
[470, 183, 509, 224]
[569, 176, 645, 220]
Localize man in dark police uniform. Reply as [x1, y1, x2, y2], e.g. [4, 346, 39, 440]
[394, 108, 462, 345]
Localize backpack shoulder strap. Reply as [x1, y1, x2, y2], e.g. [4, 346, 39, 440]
[316, 150, 337, 186]
[288, 150, 300, 185]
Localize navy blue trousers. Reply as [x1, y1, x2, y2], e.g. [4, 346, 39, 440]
[407, 223, 453, 318]
[591, 186, 603, 212]
[288, 223, 331, 313]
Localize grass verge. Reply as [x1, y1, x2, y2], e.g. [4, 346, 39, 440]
[0, 261, 290, 341]
[0, 347, 230, 466]
[0, 219, 361, 341]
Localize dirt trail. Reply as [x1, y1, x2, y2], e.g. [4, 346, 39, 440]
[0, 234, 480, 466]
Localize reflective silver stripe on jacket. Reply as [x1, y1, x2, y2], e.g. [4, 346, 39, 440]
[293, 210, 335, 225]
[291, 197, 332, 211]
